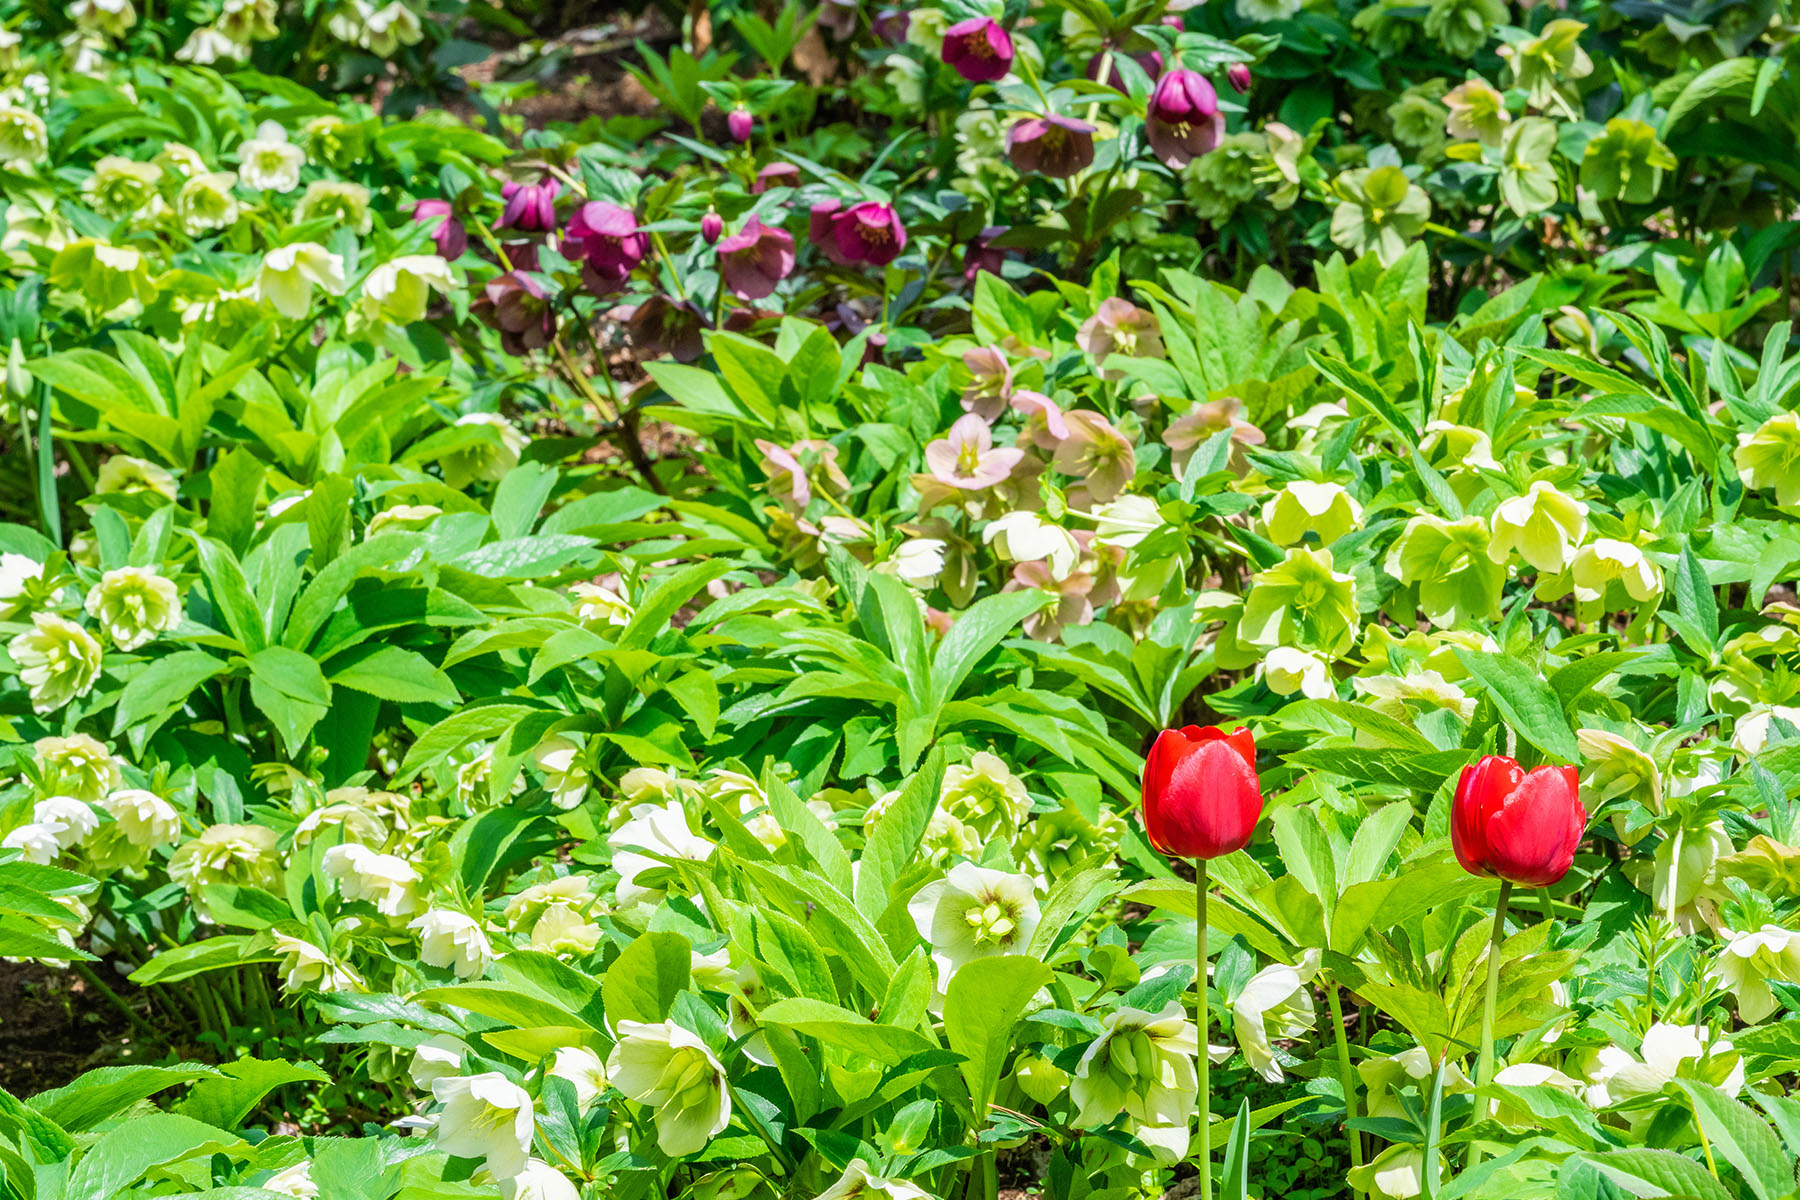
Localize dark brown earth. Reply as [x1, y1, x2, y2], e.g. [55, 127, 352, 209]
[0, 959, 140, 1097]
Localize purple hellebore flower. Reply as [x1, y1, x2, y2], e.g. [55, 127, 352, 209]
[728, 108, 755, 143]
[627, 294, 706, 363]
[809, 200, 852, 265]
[716, 217, 796, 300]
[818, 0, 857, 39]
[565, 201, 649, 290]
[871, 7, 908, 43]
[701, 211, 724, 245]
[1147, 68, 1224, 168]
[832, 200, 907, 266]
[1228, 63, 1252, 94]
[963, 225, 1008, 282]
[412, 199, 467, 259]
[1006, 114, 1097, 179]
[498, 178, 560, 231]
[1004, 560, 1096, 642]
[472, 271, 556, 356]
[941, 17, 1014, 83]
[753, 162, 802, 194]
[924, 414, 1026, 491]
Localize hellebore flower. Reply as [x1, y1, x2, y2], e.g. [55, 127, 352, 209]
[472, 272, 556, 356]
[1070, 1002, 1201, 1162]
[9, 614, 103, 714]
[412, 199, 467, 259]
[1147, 68, 1223, 168]
[83, 565, 180, 650]
[963, 224, 1008, 281]
[925, 414, 1026, 490]
[908, 861, 1041, 994]
[1488, 480, 1588, 573]
[960, 346, 1013, 421]
[1240, 547, 1360, 655]
[1076, 298, 1164, 376]
[627, 294, 707, 363]
[253, 242, 347, 321]
[830, 200, 907, 266]
[1584, 1022, 1744, 1110]
[700, 211, 723, 245]
[816, 1160, 930, 1200]
[1384, 513, 1505, 628]
[1054, 409, 1137, 502]
[432, 1072, 535, 1179]
[983, 511, 1080, 578]
[727, 107, 754, 142]
[1262, 480, 1361, 546]
[715, 217, 795, 300]
[1006, 114, 1096, 178]
[411, 909, 495, 979]
[1233, 949, 1321, 1082]
[753, 162, 801, 193]
[1141, 725, 1263, 859]
[1227, 63, 1252, 93]
[941, 17, 1013, 82]
[606, 1020, 732, 1157]
[564, 201, 650, 289]
[1452, 755, 1586, 887]
[1711, 925, 1800, 1023]
[1735, 411, 1800, 508]
[1261, 646, 1335, 700]
[498, 178, 560, 231]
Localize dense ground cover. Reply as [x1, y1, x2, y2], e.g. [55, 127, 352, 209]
[0, 0, 1798, 1198]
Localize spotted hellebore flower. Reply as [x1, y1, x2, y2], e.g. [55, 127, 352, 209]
[715, 217, 795, 300]
[606, 1020, 732, 1157]
[908, 861, 1041, 995]
[940, 17, 1013, 82]
[1452, 755, 1586, 887]
[1070, 1002, 1201, 1162]
[413, 199, 467, 259]
[1006, 114, 1096, 178]
[1147, 68, 1224, 168]
[432, 1073, 535, 1179]
[925, 414, 1026, 490]
[498, 178, 559, 232]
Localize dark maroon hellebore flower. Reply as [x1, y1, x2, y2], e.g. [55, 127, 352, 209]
[1147, 68, 1224, 168]
[1006, 114, 1097, 178]
[412, 199, 467, 259]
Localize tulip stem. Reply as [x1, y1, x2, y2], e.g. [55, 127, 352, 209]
[1469, 880, 1512, 1170]
[1196, 860, 1211, 1200]
[1328, 981, 1364, 1174]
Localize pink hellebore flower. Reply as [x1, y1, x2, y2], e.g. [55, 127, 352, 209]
[753, 162, 802, 194]
[1054, 410, 1137, 502]
[728, 108, 755, 143]
[565, 201, 650, 290]
[756, 439, 848, 510]
[1147, 68, 1224, 168]
[717, 217, 795, 300]
[1228, 63, 1252, 94]
[961, 346, 1013, 422]
[472, 272, 555, 356]
[823, 200, 907, 267]
[700, 211, 724, 245]
[1006, 114, 1097, 179]
[498, 178, 560, 231]
[412, 199, 467, 259]
[941, 17, 1014, 83]
[627, 295, 706, 363]
[1077, 298, 1165, 378]
[1164, 397, 1267, 477]
[924, 414, 1026, 491]
[1005, 561, 1096, 642]
[1011, 390, 1071, 450]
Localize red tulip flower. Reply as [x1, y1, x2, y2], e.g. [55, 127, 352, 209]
[1141, 725, 1263, 860]
[1452, 755, 1586, 887]
[942, 17, 1013, 83]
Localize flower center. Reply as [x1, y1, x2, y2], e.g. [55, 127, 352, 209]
[964, 898, 1016, 944]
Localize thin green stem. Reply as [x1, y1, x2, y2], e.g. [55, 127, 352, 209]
[72, 960, 160, 1043]
[1328, 981, 1364, 1173]
[1196, 860, 1211, 1200]
[1469, 880, 1513, 1170]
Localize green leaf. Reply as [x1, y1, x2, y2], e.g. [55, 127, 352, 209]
[603, 930, 692, 1024]
[396, 702, 545, 782]
[65, 1112, 242, 1200]
[926, 589, 1047, 713]
[1673, 1082, 1789, 1200]
[1454, 649, 1580, 763]
[130, 935, 278, 984]
[853, 748, 944, 921]
[944, 955, 1052, 1115]
[756, 998, 941, 1066]
[176, 1058, 330, 1131]
[326, 643, 460, 705]
[1221, 1097, 1252, 1200]
[1670, 545, 1719, 654]
[185, 533, 267, 652]
[29, 1065, 218, 1132]
[1587, 1147, 1734, 1200]
[112, 650, 227, 738]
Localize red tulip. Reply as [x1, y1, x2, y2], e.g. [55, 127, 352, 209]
[1452, 755, 1586, 887]
[1141, 725, 1263, 860]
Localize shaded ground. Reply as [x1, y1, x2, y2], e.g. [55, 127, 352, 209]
[0, 959, 138, 1097]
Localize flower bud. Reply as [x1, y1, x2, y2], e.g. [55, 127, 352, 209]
[1227, 63, 1252, 93]
[727, 107, 754, 142]
[700, 210, 724, 245]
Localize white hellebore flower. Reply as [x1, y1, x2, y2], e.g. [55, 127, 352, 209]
[409, 1034, 467, 1089]
[1070, 1001, 1200, 1162]
[237, 120, 305, 192]
[0, 552, 43, 617]
[610, 801, 715, 909]
[1584, 1022, 1744, 1109]
[361, 254, 454, 324]
[548, 1046, 609, 1110]
[531, 735, 589, 811]
[32, 796, 98, 849]
[262, 1161, 319, 1198]
[982, 511, 1080, 580]
[97, 787, 181, 847]
[2, 823, 62, 864]
[1571, 538, 1662, 606]
[254, 242, 347, 320]
[907, 862, 1041, 995]
[444, 412, 529, 489]
[1487, 481, 1588, 573]
[1232, 949, 1321, 1082]
[1627, 820, 1732, 934]
[571, 581, 632, 626]
[83, 565, 181, 650]
[411, 909, 495, 979]
[890, 537, 948, 588]
[1711, 925, 1800, 1023]
[9, 613, 104, 713]
[814, 1158, 932, 1200]
[432, 1072, 535, 1180]
[1260, 646, 1335, 700]
[322, 842, 422, 916]
[500, 1160, 581, 1200]
[1262, 481, 1362, 546]
[271, 932, 364, 994]
[1092, 494, 1164, 548]
[605, 1020, 732, 1157]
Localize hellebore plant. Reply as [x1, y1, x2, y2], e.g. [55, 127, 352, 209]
[1451, 754, 1586, 1167]
[1140, 725, 1265, 1200]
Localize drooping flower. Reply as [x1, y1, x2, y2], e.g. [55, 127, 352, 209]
[323, 842, 423, 916]
[2, 824, 62, 864]
[753, 162, 801, 194]
[531, 735, 590, 811]
[361, 254, 454, 324]
[606, 1020, 732, 1157]
[828, 201, 907, 266]
[1261, 646, 1335, 700]
[941, 17, 1013, 82]
[272, 932, 365, 994]
[611, 801, 715, 909]
[253, 242, 348, 320]
[498, 178, 560, 231]
[1076, 298, 1164, 374]
[168, 823, 281, 904]
[564, 201, 649, 289]
[413, 199, 468, 259]
[1627, 820, 1732, 933]
[1227, 63, 1252, 93]
[294, 178, 372, 232]
[908, 861, 1041, 994]
[83, 565, 180, 650]
[939, 752, 1031, 840]
[1053, 410, 1136, 503]
[82, 155, 161, 220]
[96, 455, 178, 499]
[472, 272, 556, 356]
[1443, 77, 1509, 145]
[9, 613, 103, 713]
[960, 346, 1013, 422]
[547, 1046, 609, 1110]
[0, 105, 49, 165]
[716, 217, 795, 300]
[1070, 1002, 1200, 1161]
[443, 412, 528, 489]
[1498, 19, 1593, 114]
[1710, 925, 1800, 1023]
[1735, 412, 1800, 507]
[1452, 756, 1586, 887]
[500, 1161, 581, 1200]
[963, 224, 1009, 282]
[1262, 481, 1361, 546]
[176, 172, 241, 234]
[1006, 115, 1095, 178]
[236, 121, 305, 192]
[411, 909, 495, 979]
[1239, 548, 1360, 655]
[432, 1073, 535, 1179]
[1141, 725, 1263, 859]
[31, 797, 98, 850]
[983, 512, 1080, 578]
[1384, 514, 1505, 628]
[69, 0, 136, 36]
[410, 1034, 467, 1088]
[1147, 69, 1223, 168]
[36, 734, 120, 802]
[262, 1161, 319, 1199]
[1488, 481, 1588, 573]
[0, 553, 43, 618]
[1570, 538, 1663, 615]
[1583, 1022, 1744, 1109]
[1005, 560, 1096, 641]
[925, 414, 1026, 491]
[1232, 949, 1321, 1081]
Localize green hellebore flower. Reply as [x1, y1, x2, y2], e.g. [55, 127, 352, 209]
[606, 1020, 732, 1158]
[1443, 78, 1509, 146]
[1240, 546, 1360, 655]
[48, 239, 157, 317]
[1383, 513, 1504, 628]
[1734, 411, 1800, 507]
[1498, 19, 1593, 113]
[1498, 116, 1560, 217]
[81, 155, 161, 220]
[1580, 118, 1675, 205]
[1577, 727, 1662, 816]
[1262, 480, 1362, 546]
[1329, 165, 1431, 268]
[1424, 0, 1505, 58]
[1487, 480, 1588, 573]
[1070, 1002, 1200, 1163]
[83, 565, 181, 651]
[8, 613, 103, 714]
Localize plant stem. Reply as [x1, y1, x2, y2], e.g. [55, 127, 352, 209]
[1328, 981, 1364, 1173]
[71, 959, 160, 1043]
[1469, 880, 1513, 1170]
[1196, 860, 1211, 1200]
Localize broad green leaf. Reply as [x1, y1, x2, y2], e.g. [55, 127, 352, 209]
[944, 955, 1052, 1115]
[1454, 650, 1580, 763]
[603, 930, 692, 1024]
[756, 997, 940, 1066]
